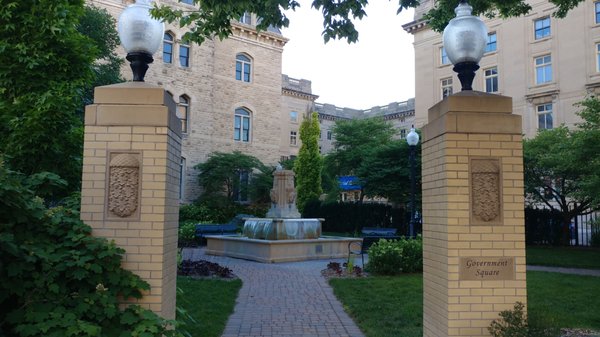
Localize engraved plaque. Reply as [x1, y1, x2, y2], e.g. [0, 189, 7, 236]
[459, 257, 515, 281]
[470, 158, 502, 225]
[108, 153, 140, 218]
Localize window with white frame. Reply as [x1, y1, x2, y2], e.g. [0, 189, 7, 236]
[534, 17, 551, 40]
[178, 95, 189, 133]
[179, 43, 190, 67]
[596, 2, 600, 24]
[484, 67, 498, 93]
[441, 78, 453, 98]
[290, 131, 297, 146]
[163, 33, 174, 64]
[239, 12, 251, 25]
[400, 129, 406, 139]
[486, 32, 497, 53]
[290, 111, 298, 122]
[535, 55, 552, 85]
[596, 43, 600, 72]
[235, 54, 251, 82]
[234, 108, 251, 142]
[537, 103, 553, 130]
[327, 130, 332, 140]
[441, 47, 450, 65]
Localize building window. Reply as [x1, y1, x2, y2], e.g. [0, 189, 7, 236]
[535, 55, 552, 85]
[441, 47, 450, 65]
[534, 17, 551, 40]
[441, 78, 453, 98]
[179, 43, 190, 67]
[181, 0, 193, 4]
[290, 111, 298, 122]
[596, 44, 600, 72]
[163, 33, 173, 64]
[484, 67, 498, 93]
[290, 131, 297, 146]
[178, 95, 189, 133]
[235, 54, 251, 82]
[485, 32, 497, 53]
[400, 129, 406, 139]
[327, 130, 332, 140]
[234, 108, 251, 142]
[537, 103, 553, 130]
[239, 12, 251, 25]
[179, 157, 186, 200]
[596, 2, 600, 24]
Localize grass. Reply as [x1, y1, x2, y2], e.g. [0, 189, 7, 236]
[329, 271, 600, 337]
[329, 275, 423, 337]
[177, 276, 242, 337]
[526, 246, 600, 269]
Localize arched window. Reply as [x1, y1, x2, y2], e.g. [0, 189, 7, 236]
[163, 33, 174, 64]
[179, 42, 190, 67]
[234, 108, 251, 142]
[178, 95, 190, 133]
[235, 54, 251, 82]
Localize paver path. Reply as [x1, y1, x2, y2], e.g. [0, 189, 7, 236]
[527, 265, 600, 277]
[183, 248, 365, 337]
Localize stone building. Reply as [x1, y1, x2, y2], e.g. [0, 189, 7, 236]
[403, 0, 600, 138]
[89, 0, 415, 202]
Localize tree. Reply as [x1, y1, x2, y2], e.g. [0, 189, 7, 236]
[152, 0, 585, 44]
[356, 139, 421, 205]
[294, 112, 323, 212]
[524, 124, 600, 244]
[0, 2, 123, 199]
[571, 97, 600, 207]
[195, 151, 270, 203]
[325, 117, 395, 202]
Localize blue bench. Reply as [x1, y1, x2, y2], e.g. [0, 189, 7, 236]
[195, 224, 239, 244]
[348, 227, 402, 267]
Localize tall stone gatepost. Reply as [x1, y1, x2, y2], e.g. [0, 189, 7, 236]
[80, 82, 181, 319]
[421, 91, 527, 337]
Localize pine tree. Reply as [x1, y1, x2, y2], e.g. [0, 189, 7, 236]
[294, 111, 323, 212]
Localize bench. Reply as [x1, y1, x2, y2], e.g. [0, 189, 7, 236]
[195, 224, 239, 244]
[348, 228, 402, 267]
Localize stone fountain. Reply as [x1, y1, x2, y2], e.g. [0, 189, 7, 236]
[205, 166, 360, 263]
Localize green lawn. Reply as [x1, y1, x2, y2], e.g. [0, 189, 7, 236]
[330, 271, 600, 337]
[177, 276, 242, 337]
[527, 246, 600, 269]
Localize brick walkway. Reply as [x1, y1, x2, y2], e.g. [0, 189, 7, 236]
[183, 248, 365, 337]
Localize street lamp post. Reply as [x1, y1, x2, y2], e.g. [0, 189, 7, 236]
[406, 126, 420, 238]
[118, 0, 164, 81]
[443, 0, 487, 91]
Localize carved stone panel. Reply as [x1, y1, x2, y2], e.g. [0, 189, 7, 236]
[459, 257, 515, 281]
[470, 158, 502, 225]
[107, 153, 140, 219]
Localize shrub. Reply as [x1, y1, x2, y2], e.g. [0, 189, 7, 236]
[179, 203, 214, 223]
[488, 302, 529, 337]
[366, 237, 423, 275]
[178, 220, 199, 247]
[0, 163, 177, 336]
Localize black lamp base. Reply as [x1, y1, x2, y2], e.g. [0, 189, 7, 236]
[126, 52, 154, 82]
[453, 61, 480, 91]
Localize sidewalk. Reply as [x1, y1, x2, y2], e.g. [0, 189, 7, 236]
[183, 248, 365, 337]
[526, 265, 600, 277]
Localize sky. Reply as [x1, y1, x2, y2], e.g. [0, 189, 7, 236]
[281, 0, 416, 110]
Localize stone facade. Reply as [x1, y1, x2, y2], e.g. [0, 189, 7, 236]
[421, 92, 527, 337]
[90, 0, 416, 202]
[404, 0, 600, 138]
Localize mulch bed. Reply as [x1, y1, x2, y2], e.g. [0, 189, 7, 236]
[561, 329, 600, 337]
[178, 260, 237, 279]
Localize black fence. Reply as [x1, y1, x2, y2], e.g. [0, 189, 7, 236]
[302, 201, 418, 236]
[525, 207, 600, 247]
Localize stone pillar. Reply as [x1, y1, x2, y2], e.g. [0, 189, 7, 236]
[80, 82, 181, 319]
[421, 91, 527, 337]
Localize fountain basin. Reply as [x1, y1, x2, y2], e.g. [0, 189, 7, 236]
[242, 218, 322, 240]
[205, 235, 362, 263]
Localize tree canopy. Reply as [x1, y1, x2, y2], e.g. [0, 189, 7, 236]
[152, 0, 586, 44]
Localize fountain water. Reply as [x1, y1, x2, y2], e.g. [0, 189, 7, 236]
[204, 166, 360, 263]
